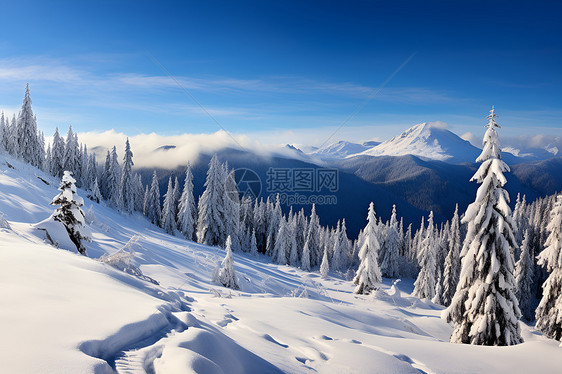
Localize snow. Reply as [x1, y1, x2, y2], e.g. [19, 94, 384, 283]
[1, 153, 562, 373]
[357, 123, 482, 163]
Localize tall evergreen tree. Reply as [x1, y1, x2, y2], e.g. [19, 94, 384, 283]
[197, 155, 226, 246]
[145, 171, 162, 226]
[161, 177, 176, 234]
[442, 204, 461, 306]
[444, 107, 523, 346]
[515, 230, 535, 321]
[413, 211, 437, 299]
[535, 195, 562, 340]
[272, 217, 290, 265]
[354, 202, 382, 294]
[119, 138, 135, 213]
[6, 115, 18, 156]
[107, 146, 121, 207]
[381, 205, 401, 278]
[63, 126, 81, 183]
[50, 127, 65, 177]
[16, 84, 40, 166]
[320, 246, 330, 279]
[101, 150, 111, 198]
[177, 163, 197, 240]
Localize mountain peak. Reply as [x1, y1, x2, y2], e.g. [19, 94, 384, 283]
[359, 122, 480, 163]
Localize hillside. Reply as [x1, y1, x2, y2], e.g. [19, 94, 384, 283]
[1, 154, 562, 373]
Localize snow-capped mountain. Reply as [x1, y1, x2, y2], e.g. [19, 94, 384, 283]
[311, 140, 381, 159]
[358, 123, 481, 164]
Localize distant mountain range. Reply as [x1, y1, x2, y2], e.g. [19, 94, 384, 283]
[140, 122, 562, 237]
[305, 122, 559, 164]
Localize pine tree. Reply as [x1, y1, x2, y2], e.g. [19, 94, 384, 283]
[161, 177, 176, 234]
[273, 218, 289, 265]
[535, 195, 562, 340]
[119, 138, 135, 213]
[177, 163, 197, 240]
[301, 239, 312, 271]
[107, 146, 121, 207]
[353, 202, 382, 294]
[249, 229, 259, 257]
[6, 115, 18, 156]
[197, 155, 226, 246]
[133, 173, 145, 212]
[413, 211, 437, 299]
[16, 84, 40, 166]
[218, 236, 239, 290]
[224, 163, 240, 251]
[442, 204, 461, 306]
[145, 171, 162, 226]
[288, 216, 299, 266]
[87, 177, 102, 203]
[444, 107, 523, 346]
[50, 171, 91, 255]
[331, 221, 344, 271]
[101, 150, 111, 198]
[320, 247, 330, 279]
[381, 205, 401, 278]
[515, 230, 535, 321]
[306, 204, 322, 267]
[0, 112, 5, 152]
[63, 126, 81, 183]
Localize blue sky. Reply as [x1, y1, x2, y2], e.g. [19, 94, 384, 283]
[0, 0, 560, 146]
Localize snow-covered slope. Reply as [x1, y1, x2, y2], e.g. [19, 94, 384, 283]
[1, 154, 562, 373]
[311, 140, 381, 160]
[358, 123, 481, 163]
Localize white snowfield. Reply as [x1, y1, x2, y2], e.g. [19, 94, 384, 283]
[1, 155, 561, 374]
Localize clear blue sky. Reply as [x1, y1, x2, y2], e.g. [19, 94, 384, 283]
[0, 0, 560, 144]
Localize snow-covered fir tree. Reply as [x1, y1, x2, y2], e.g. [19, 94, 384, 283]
[444, 107, 523, 346]
[331, 221, 345, 272]
[177, 163, 197, 241]
[515, 229, 535, 321]
[381, 205, 401, 278]
[16, 84, 41, 167]
[145, 171, 162, 226]
[63, 126, 81, 184]
[131, 174, 144, 212]
[119, 138, 135, 213]
[288, 216, 299, 266]
[224, 163, 241, 251]
[535, 195, 562, 341]
[320, 246, 330, 279]
[6, 115, 18, 156]
[273, 217, 290, 265]
[107, 146, 121, 207]
[305, 204, 322, 267]
[301, 239, 312, 272]
[353, 202, 382, 294]
[413, 211, 437, 299]
[101, 150, 111, 198]
[197, 155, 226, 246]
[50, 171, 91, 255]
[161, 177, 176, 234]
[249, 229, 259, 257]
[442, 204, 461, 306]
[87, 177, 102, 203]
[218, 236, 239, 290]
